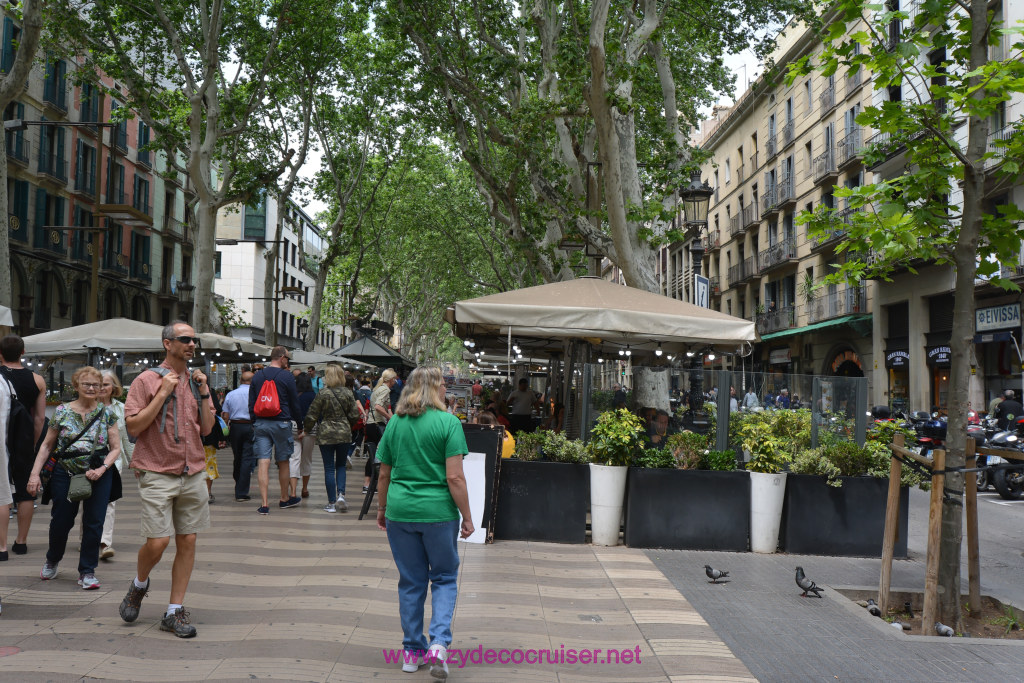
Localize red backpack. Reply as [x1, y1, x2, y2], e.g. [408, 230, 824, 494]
[253, 370, 282, 417]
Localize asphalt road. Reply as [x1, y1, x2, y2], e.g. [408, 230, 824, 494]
[906, 483, 1024, 606]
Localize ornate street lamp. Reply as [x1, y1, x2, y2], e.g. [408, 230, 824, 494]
[678, 170, 714, 428]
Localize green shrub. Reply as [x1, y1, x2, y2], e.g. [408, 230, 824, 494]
[666, 431, 708, 469]
[790, 447, 845, 486]
[541, 431, 589, 464]
[636, 447, 676, 469]
[702, 449, 738, 471]
[513, 431, 546, 461]
[588, 409, 645, 466]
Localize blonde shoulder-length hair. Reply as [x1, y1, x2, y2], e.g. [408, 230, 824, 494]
[395, 367, 445, 417]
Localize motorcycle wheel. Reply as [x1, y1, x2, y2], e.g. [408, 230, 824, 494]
[976, 470, 989, 492]
[993, 467, 1024, 500]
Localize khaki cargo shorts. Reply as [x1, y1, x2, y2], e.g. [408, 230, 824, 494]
[136, 470, 211, 538]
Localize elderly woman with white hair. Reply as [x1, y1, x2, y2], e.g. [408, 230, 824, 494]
[376, 367, 472, 679]
[96, 369, 133, 559]
[362, 368, 398, 493]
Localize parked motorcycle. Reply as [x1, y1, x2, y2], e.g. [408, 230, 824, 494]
[913, 412, 947, 459]
[987, 416, 1024, 500]
[968, 416, 1000, 491]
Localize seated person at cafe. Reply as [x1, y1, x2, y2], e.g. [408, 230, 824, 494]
[646, 409, 674, 448]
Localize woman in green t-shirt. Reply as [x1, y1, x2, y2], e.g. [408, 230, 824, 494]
[376, 367, 473, 680]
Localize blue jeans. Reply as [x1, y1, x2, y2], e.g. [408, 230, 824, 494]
[229, 422, 256, 497]
[386, 519, 460, 652]
[46, 464, 114, 575]
[319, 443, 347, 504]
[253, 419, 293, 462]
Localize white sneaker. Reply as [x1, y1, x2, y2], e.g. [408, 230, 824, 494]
[323, 503, 337, 513]
[337, 497, 348, 513]
[78, 573, 101, 590]
[401, 651, 423, 673]
[428, 644, 448, 680]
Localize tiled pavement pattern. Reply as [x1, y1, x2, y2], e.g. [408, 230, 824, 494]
[0, 455, 753, 682]
[647, 549, 1024, 683]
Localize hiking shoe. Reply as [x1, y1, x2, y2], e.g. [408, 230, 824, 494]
[279, 496, 301, 509]
[401, 651, 424, 673]
[428, 644, 448, 681]
[323, 503, 337, 513]
[337, 497, 348, 513]
[160, 607, 197, 638]
[78, 573, 101, 590]
[119, 578, 149, 622]
[40, 561, 57, 580]
[257, 506, 270, 515]
[100, 545, 114, 560]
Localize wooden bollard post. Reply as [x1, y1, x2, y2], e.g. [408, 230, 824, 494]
[878, 433, 904, 614]
[922, 447, 945, 633]
[965, 437, 981, 612]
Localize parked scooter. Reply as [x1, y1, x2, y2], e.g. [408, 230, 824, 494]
[913, 412, 947, 459]
[968, 416, 1000, 491]
[987, 416, 1024, 500]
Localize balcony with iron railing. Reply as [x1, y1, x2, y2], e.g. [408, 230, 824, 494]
[865, 128, 925, 169]
[8, 212, 28, 244]
[6, 135, 27, 166]
[765, 133, 777, 160]
[74, 168, 97, 198]
[846, 67, 863, 94]
[735, 164, 745, 184]
[761, 188, 779, 218]
[759, 236, 798, 273]
[102, 251, 130, 276]
[782, 120, 795, 149]
[33, 224, 67, 256]
[709, 275, 721, 296]
[42, 81, 67, 113]
[38, 150, 69, 184]
[820, 84, 835, 114]
[777, 172, 795, 208]
[741, 203, 759, 231]
[729, 213, 742, 238]
[132, 193, 151, 217]
[883, 21, 901, 52]
[985, 127, 1013, 171]
[837, 127, 864, 168]
[812, 147, 838, 186]
[807, 284, 867, 323]
[137, 148, 151, 169]
[114, 125, 128, 153]
[810, 223, 847, 251]
[727, 255, 761, 287]
[704, 228, 721, 252]
[130, 261, 152, 284]
[756, 304, 797, 335]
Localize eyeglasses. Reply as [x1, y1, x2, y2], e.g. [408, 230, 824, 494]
[80, 383, 101, 390]
[172, 336, 201, 345]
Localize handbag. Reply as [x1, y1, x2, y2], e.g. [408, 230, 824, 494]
[68, 472, 93, 502]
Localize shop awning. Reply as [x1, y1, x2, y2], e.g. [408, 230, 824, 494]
[759, 313, 872, 341]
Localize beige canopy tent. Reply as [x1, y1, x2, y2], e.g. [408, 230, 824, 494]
[449, 276, 757, 359]
[22, 319, 272, 358]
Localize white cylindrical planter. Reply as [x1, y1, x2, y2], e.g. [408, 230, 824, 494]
[589, 463, 628, 546]
[749, 471, 787, 553]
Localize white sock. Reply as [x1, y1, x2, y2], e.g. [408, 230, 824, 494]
[133, 577, 148, 589]
[166, 603, 182, 616]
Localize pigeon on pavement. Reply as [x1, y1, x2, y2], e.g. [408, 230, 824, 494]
[935, 622, 955, 637]
[794, 566, 824, 598]
[704, 565, 729, 583]
[866, 599, 882, 617]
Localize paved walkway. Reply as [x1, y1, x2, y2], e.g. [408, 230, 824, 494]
[0, 456, 753, 682]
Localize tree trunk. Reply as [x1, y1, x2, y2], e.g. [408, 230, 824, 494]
[192, 200, 218, 331]
[263, 207, 286, 346]
[306, 259, 330, 352]
[633, 366, 670, 412]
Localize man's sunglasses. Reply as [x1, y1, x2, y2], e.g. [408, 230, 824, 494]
[172, 335, 201, 345]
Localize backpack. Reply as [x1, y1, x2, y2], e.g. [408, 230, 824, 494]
[1, 367, 35, 476]
[147, 367, 202, 444]
[253, 368, 282, 418]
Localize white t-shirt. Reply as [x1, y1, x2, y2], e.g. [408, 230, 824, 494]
[0, 378, 12, 506]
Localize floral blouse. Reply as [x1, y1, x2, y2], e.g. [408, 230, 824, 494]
[50, 403, 117, 455]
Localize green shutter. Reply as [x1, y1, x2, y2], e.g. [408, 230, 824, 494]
[14, 180, 28, 220]
[1, 18, 12, 73]
[55, 127, 65, 177]
[34, 187, 46, 244]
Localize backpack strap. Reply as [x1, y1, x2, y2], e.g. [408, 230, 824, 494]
[148, 367, 202, 444]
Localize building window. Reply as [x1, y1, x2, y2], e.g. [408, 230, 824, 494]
[110, 99, 128, 150]
[725, 159, 731, 184]
[1, 17, 21, 75]
[133, 174, 150, 215]
[43, 57, 67, 111]
[214, 252, 222, 278]
[137, 121, 151, 167]
[80, 82, 101, 123]
[805, 80, 812, 114]
[243, 194, 267, 240]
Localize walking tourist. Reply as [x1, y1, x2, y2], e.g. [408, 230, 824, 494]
[375, 366, 473, 679]
[96, 369, 134, 560]
[290, 370, 316, 499]
[250, 346, 304, 514]
[26, 366, 121, 590]
[303, 364, 361, 513]
[118, 322, 216, 637]
[363, 369, 397, 493]
[0, 334, 46, 558]
[221, 370, 256, 501]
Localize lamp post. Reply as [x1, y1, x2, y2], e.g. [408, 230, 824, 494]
[678, 170, 714, 422]
[6, 118, 122, 323]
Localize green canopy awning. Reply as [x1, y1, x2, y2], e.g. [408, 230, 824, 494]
[759, 313, 872, 341]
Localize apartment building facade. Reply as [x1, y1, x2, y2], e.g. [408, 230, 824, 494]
[685, 15, 877, 396]
[214, 196, 346, 354]
[3, 10, 195, 334]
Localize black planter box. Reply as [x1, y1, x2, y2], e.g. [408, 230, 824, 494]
[493, 460, 590, 543]
[623, 468, 750, 551]
[780, 474, 909, 558]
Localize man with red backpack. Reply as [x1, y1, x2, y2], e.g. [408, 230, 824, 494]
[248, 346, 304, 515]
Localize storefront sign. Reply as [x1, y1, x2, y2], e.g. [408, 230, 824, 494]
[926, 345, 951, 367]
[885, 350, 910, 369]
[976, 303, 1021, 333]
[769, 348, 791, 364]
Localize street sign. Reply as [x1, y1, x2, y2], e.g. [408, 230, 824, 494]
[694, 274, 709, 308]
